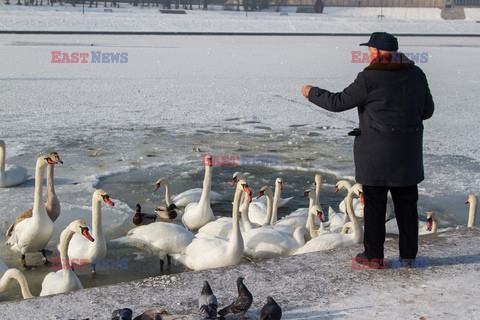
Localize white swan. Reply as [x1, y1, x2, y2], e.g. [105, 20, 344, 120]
[323, 205, 348, 234]
[197, 185, 255, 239]
[242, 202, 309, 262]
[6, 155, 57, 268]
[274, 188, 320, 231]
[304, 205, 329, 239]
[232, 172, 293, 208]
[385, 212, 435, 235]
[6, 152, 63, 238]
[247, 186, 273, 227]
[40, 220, 95, 296]
[152, 179, 179, 221]
[67, 189, 115, 273]
[154, 177, 174, 206]
[466, 194, 477, 227]
[243, 224, 308, 261]
[161, 164, 224, 209]
[171, 180, 250, 271]
[0, 268, 34, 299]
[335, 180, 364, 219]
[0, 140, 29, 188]
[111, 219, 195, 271]
[182, 155, 216, 231]
[294, 184, 364, 255]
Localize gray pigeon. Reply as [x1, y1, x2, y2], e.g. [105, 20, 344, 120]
[218, 277, 253, 319]
[111, 308, 133, 320]
[199, 280, 218, 319]
[260, 296, 282, 320]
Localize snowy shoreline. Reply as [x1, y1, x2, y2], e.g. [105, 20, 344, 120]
[1, 227, 479, 319]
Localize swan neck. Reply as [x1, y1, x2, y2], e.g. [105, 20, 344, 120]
[33, 159, 46, 216]
[262, 191, 273, 225]
[468, 198, 477, 227]
[240, 194, 253, 231]
[306, 194, 314, 230]
[199, 165, 212, 204]
[271, 184, 281, 224]
[92, 197, 103, 237]
[346, 191, 362, 237]
[229, 184, 244, 253]
[314, 181, 321, 207]
[59, 228, 75, 269]
[0, 141, 5, 174]
[294, 227, 307, 246]
[307, 210, 317, 238]
[164, 181, 171, 206]
[0, 269, 34, 299]
[46, 164, 56, 200]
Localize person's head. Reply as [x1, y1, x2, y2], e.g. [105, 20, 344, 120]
[360, 32, 398, 61]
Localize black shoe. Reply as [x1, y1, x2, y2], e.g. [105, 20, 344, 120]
[399, 257, 416, 268]
[354, 252, 389, 269]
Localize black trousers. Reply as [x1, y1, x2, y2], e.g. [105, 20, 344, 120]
[363, 185, 419, 260]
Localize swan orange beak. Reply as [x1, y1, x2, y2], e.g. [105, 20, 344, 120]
[81, 227, 95, 242]
[242, 185, 252, 203]
[465, 199, 470, 204]
[426, 219, 433, 231]
[278, 182, 283, 190]
[102, 195, 115, 206]
[256, 190, 265, 199]
[334, 186, 339, 194]
[301, 190, 310, 198]
[231, 177, 237, 186]
[46, 157, 58, 165]
[359, 192, 365, 204]
[153, 183, 160, 192]
[317, 210, 324, 223]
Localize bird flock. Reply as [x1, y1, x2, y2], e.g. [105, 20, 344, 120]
[1, 140, 478, 319]
[110, 277, 281, 320]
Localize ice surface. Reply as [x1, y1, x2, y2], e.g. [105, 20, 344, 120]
[0, 4, 479, 314]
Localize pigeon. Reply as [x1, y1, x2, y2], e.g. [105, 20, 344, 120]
[111, 308, 133, 320]
[260, 296, 282, 320]
[199, 280, 218, 319]
[218, 277, 253, 319]
[133, 203, 157, 226]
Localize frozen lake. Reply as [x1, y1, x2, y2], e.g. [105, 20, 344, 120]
[1, 31, 480, 301]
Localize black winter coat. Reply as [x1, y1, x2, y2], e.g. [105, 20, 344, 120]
[307, 53, 434, 187]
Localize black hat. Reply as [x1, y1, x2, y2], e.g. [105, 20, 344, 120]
[360, 32, 398, 51]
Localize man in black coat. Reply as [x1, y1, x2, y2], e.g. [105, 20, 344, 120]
[302, 32, 434, 267]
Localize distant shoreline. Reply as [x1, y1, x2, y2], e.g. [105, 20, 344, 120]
[1, 30, 480, 36]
